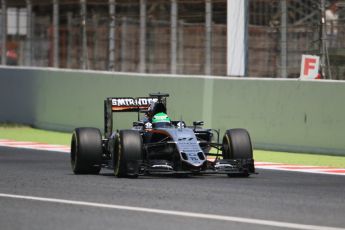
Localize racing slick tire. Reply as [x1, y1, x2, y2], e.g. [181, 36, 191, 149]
[71, 128, 102, 174]
[113, 130, 143, 178]
[222, 129, 254, 177]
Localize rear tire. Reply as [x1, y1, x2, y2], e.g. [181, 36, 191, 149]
[113, 130, 143, 178]
[222, 129, 253, 177]
[71, 128, 102, 174]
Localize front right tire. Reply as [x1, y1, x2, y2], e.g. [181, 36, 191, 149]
[222, 128, 254, 177]
[222, 129, 253, 159]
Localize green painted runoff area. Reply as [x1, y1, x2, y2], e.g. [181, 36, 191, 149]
[0, 125, 344, 168]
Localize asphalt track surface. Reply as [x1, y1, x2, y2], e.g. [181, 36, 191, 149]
[1, 147, 345, 230]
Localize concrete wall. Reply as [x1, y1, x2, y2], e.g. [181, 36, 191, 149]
[1, 66, 345, 155]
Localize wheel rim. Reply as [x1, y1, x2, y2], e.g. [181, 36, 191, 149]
[114, 134, 122, 176]
[223, 134, 233, 159]
[71, 132, 77, 170]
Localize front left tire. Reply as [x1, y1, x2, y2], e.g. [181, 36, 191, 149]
[71, 127, 102, 174]
[113, 130, 143, 178]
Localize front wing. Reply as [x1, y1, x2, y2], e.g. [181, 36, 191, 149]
[133, 159, 255, 176]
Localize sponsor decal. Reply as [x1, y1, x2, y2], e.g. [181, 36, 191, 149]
[300, 55, 320, 79]
[152, 113, 170, 122]
[111, 97, 158, 112]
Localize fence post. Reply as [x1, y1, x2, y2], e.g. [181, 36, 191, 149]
[25, 0, 32, 66]
[170, 0, 177, 74]
[32, 12, 36, 66]
[280, 0, 287, 78]
[108, 0, 115, 71]
[121, 17, 128, 72]
[139, 0, 146, 73]
[15, 8, 19, 36]
[202, 0, 214, 127]
[178, 20, 184, 74]
[92, 13, 99, 69]
[1, 0, 6, 65]
[67, 12, 72, 69]
[80, 0, 88, 69]
[320, 0, 332, 79]
[53, 0, 59, 68]
[205, 0, 212, 75]
[227, 0, 248, 77]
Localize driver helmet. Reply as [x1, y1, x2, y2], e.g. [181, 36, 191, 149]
[152, 112, 171, 128]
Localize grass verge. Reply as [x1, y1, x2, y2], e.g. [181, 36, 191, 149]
[0, 125, 344, 168]
[0, 126, 71, 146]
[254, 150, 345, 168]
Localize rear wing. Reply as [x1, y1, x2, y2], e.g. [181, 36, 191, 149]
[104, 97, 158, 137]
[109, 97, 158, 112]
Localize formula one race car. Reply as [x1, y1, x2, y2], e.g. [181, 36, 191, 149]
[70, 93, 255, 178]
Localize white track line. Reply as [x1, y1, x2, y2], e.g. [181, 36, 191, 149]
[0, 193, 344, 230]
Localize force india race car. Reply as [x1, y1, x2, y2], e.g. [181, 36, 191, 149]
[70, 93, 255, 178]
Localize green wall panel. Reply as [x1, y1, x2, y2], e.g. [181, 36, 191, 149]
[1, 67, 345, 155]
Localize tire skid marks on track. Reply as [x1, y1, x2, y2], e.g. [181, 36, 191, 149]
[1, 139, 345, 176]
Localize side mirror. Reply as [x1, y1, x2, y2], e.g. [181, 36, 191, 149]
[133, 121, 145, 127]
[193, 121, 204, 127]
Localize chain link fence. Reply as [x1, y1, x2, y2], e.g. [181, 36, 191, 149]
[1, 0, 345, 79]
